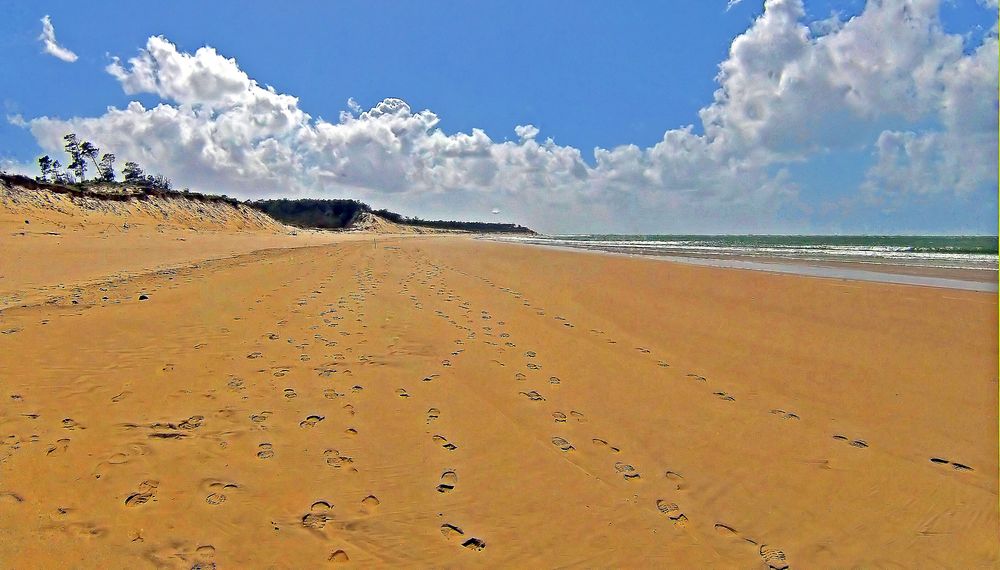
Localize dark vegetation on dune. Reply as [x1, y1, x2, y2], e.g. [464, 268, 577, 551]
[3, 131, 534, 233]
[249, 198, 534, 234]
[369, 207, 536, 234]
[0, 173, 244, 206]
[247, 198, 369, 229]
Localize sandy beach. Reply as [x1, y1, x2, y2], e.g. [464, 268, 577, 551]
[0, 205, 996, 568]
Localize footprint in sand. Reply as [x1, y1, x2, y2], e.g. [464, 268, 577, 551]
[433, 435, 458, 450]
[519, 390, 545, 402]
[655, 500, 688, 525]
[299, 415, 325, 428]
[713, 391, 735, 402]
[396, 388, 410, 398]
[124, 480, 159, 507]
[328, 550, 350, 563]
[833, 435, 868, 448]
[514, 372, 526, 382]
[324, 449, 354, 469]
[549, 376, 561, 385]
[323, 389, 342, 400]
[302, 500, 334, 529]
[930, 457, 974, 471]
[592, 438, 621, 453]
[178, 416, 204, 430]
[553, 411, 567, 423]
[714, 523, 741, 538]
[0, 492, 24, 504]
[250, 411, 272, 424]
[437, 470, 458, 493]
[427, 408, 441, 423]
[105, 452, 129, 465]
[665, 471, 687, 491]
[204, 481, 239, 505]
[440, 524, 487, 551]
[257, 443, 274, 459]
[759, 545, 791, 570]
[614, 462, 641, 480]
[440, 523, 464, 540]
[770, 409, 800, 420]
[657, 361, 670, 367]
[283, 389, 298, 399]
[686, 373, 707, 382]
[570, 410, 586, 423]
[462, 537, 487, 551]
[551, 437, 575, 452]
[713, 523, 790, 570]
[61, 418, 84, 431]
[46, 438, 70, 456]
[361, 495, 380, 514]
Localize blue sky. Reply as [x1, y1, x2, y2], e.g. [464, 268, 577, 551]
[0, 0, 996, 234]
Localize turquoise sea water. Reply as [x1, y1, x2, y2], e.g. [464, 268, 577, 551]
[493, 235, 998, 271]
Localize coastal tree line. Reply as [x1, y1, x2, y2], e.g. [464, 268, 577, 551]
[251, 198, 534, 234]
[35, 133, 172, 190]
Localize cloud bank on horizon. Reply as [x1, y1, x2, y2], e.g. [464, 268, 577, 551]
[18, 0, 998, 233]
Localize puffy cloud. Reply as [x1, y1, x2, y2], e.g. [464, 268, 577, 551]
[863, 31, 998, 202]
[38, 15, 78, 63]
[703, 0, 967, 156]
[19, 1, 997, 232]
[514, 124, 540, 142]
[863, 128, 994, 205]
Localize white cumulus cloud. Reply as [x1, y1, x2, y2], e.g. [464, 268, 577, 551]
[18, 1, 998, 233]
[38, 15, 78, 63]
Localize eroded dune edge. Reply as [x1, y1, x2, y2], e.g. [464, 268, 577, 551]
[0, 187, 997, 568]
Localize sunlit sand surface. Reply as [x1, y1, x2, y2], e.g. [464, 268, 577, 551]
[1, 193, 996, 567]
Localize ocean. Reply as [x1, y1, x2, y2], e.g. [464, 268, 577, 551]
[491, 234, 998, 271]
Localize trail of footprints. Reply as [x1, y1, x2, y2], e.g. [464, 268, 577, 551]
[2, 244, 978, 567]
[409, 255, 789, 560]
[415, 254, 994, 568]
[407, 264, 702, 555]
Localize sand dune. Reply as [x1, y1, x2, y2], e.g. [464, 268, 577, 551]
[0, 193, 996, 567]
[1, 178, 368, 309]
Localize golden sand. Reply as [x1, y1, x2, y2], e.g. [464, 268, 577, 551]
[0, 200, 996, 567]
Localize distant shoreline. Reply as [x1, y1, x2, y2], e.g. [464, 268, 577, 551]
[484, 237, 998, 292]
